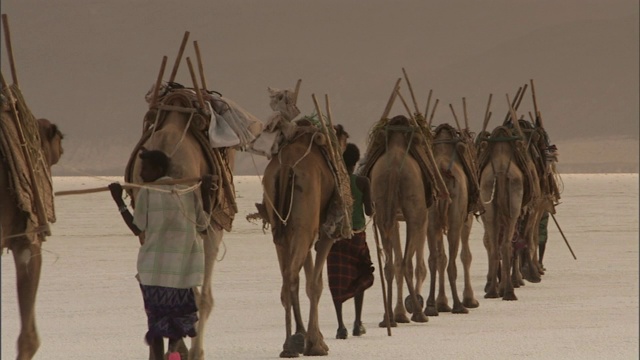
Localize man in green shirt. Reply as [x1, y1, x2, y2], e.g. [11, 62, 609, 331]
[327, 143, 375, 339]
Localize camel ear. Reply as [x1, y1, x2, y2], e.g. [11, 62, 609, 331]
[47, 124, 59, 140]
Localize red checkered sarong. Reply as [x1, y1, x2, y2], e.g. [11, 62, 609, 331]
[327, 231, 374, 303]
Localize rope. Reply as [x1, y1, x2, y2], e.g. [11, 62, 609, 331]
[481, 177, 497, 204]
[260, 132, 319, 225]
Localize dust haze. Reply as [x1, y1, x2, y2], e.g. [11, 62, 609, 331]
[1, 0, 638, 175]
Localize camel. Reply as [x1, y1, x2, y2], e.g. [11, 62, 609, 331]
[260, 120, 349, 357]
[367, 114, 430, 326]
[509, 118, 553, 284]
[477, 123, 530, 300]
[425, 123, 479, 315]
[1, 115, 64, 360]
[124, 88, 236, 360]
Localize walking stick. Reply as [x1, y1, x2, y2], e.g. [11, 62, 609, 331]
[550, 213, 577, 260]
[372, 216, 392, 336]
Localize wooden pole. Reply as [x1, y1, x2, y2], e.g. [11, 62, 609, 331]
[395, 88, 416, 122]
[324, 94, 342, 158]
[401, 67, 421, 115]
[530, 79, 545, 129]
[292, 78, 302, 105]
[427, 99, 439, 127]
[514, 83, 528, 113]
[1, 73, 49, 236]
[1, 14, 18, 86]
[462, 97, 469, 130]
[372, 217, 392, 336]
[503, 86, 522, 124]
[424, 89, 433, 122]
[54, 176, 207, 196]
[193, 41, 208, 92]
[168, 31, 190, 83]
[448, 104, 463, 132]
[481, 93, 493, 134]
[397, 88, 450, 201]
[186, 57, 206, 110]
[506, 94, 524, 139]
[550, 213, 577, 260]
[381, 78, 402, 121]
[150, 56, 168, 108]
[311, 94, 338, 164]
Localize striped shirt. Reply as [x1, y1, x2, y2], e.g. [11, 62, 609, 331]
[133, 177, 208, 289]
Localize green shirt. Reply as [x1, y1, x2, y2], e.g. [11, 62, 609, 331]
[350, 174, 366, 231]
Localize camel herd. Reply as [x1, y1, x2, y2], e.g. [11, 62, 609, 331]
[1, 28, 561, 360]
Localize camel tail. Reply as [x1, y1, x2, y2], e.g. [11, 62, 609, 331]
[435, 169, 450, 234]
[382, 168, 400, 229]
[495, 173, 510, 241]
[274, 164, 294, 239]
[436, 194, 450, 235]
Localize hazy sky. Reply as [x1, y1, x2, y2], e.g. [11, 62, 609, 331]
[1, 0, 638, 174]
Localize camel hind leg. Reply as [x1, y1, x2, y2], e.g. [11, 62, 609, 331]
[424, 223, 441, 317]
[190, 228, 222, 360]
[304, 239, 331, 356]
[11, 239, 42, 360]
[444, 224, 468, 314]
[403, 218, 428, 323]
[460, 214, 479, 308]
[390, 223, 410, 323]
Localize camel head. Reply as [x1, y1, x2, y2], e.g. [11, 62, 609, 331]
[333, 124, 349, 153]
[37, 118, 64, 167]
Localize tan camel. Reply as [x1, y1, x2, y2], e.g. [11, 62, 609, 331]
[425, 123, 479, 315]
[124, 90, 236, 360]
[509, 119, 553, 285]
[368, 114, 430, 326]
[477, 124, 528, 300]
[260, 120, 349, 357]
[0, 117, 64, 360]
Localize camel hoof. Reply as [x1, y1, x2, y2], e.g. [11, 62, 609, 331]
[522, 265, 542, 283]
[463, 298, 480, 309]
[335, 327, 347, 340]
[437, 303, 452, 313]
[502, 292, 518, 301]
[411, 312, 429, 323]
[484, 290, 499, 299]
[378, 318, 398, 328]
[452, 305, 469, 314]
[404, 294, 424, 314]
[280, 350, 300, 358]
[352, 321, 366, 336]
[424, 305, 439, 317]
[394, 313, 410, 323]
[304, 340, 329, 356]
[188, 347, 203, 360]
[289, 333, 305, 354]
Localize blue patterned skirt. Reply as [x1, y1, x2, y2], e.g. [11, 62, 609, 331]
[139, 284, 199, 343]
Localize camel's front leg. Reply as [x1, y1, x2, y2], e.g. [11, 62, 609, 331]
[12, 240, 42, 360]
[190, 229, 222, 360]
[303, 239, 331, 356]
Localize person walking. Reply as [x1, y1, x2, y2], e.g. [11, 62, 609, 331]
[327, 143, 375, 339]
[108, 149, 212, 360]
